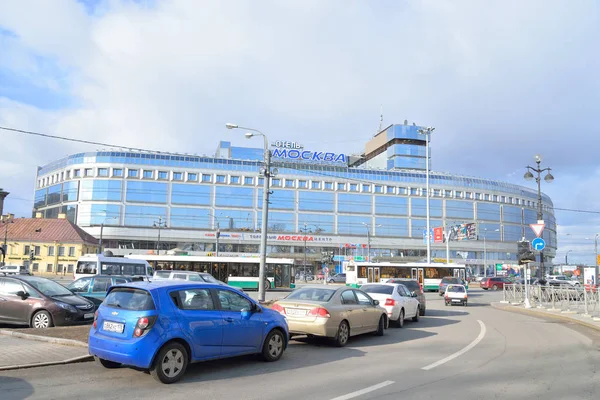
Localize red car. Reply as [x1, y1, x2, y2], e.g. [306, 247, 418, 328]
[480, 277, 511, 290]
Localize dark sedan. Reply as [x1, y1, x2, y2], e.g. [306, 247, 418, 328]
[0, 275, 96, 328]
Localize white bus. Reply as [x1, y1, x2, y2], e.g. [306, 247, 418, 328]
[344, 261, 468, 292]
[74, 254, 154, 281]
[125, 255, 295, 290]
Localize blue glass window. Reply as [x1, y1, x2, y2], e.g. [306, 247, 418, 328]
[362, 184, 371, 192]
[244, 177, 254, 185]
[215, 186, 254, 208]
[216, 175, 226, 183]
[386, 186, 395, 194]
[173, 172, 183, 181]
[311, 181, 321, 189]
[411, 219, 442, 238]
[478, 223, 501, 241]
[285, 179, 295, 188]
[171, 208, 210, 228]
[374, 185, 383, 193]
[324, 182, 333, 190]
[298, 214, 334, 233]
[298, 191, 334, 212]
[84, 168, 93, 177]
[375, 196, 408, 216]
[158, 171, 168, 180]
[73, 169, 81, 177]
[258, 178, 265, 186]
[299, 180, 307, 189]
[78, 204, 121, 226]
[477, 203, 500, 221]
[231, 176, 241, 184]
[338, 193, 371, 214]
[258, 211, 295, 232]
[272, 179, 281, 187]
[215, 209, 255, 231]
[143, 170, 154, 179]
[128, 169, 138, 178]
[446, 200, 474, 219]
[523, 208, 538, 225]
[47, 184, 62, 206]
[113, 168, 123, 177]
[34, 188, 47, 208]
[126, 181, 167, 203]
[187, 173, 197, 181]
[337, 215, 372, 235]
[124, 205, 167, 227]
[503, 224, 523, 242]
[375, 217, 409, 237]
[350, 184, 358, 192]
[503, 206, 522, 224]
[98, 168, 109, 177]
[337, 183, 346, 191]
[80, 180, 122, 201]
[202, 174, 212, 183]
[62, 181, 79, 202]
[259, 189, 294, 210]
[411, 198, 442, 218]
[171, 184, 211, 205]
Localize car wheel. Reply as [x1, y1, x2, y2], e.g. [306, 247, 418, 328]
[396, 309, 405, 328]
[334, 321, 350, 347]
[150, 342, 189, 384]
[412, 307, 420, 322]
[31, 310, 53, 329]
[492, 284, 498, 291]
[482, 288, 489, 290]
[262, 329, 285, 362]
[94, 356, 121, 369]
[374, 315, 385, 336]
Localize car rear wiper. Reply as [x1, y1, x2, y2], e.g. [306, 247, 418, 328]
[106, 303, 122, 308]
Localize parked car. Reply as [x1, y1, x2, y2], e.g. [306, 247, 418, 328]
[439, 277, 461, 295]
[89, 280, 288, 384]
[0, 275, 95, 328]
[359, 283, 420, 327]
[480, 277, 512, 290]
[271, 286, 388, 347]
[67, 275, 134, 305]
[547, 275, 580, 287]
[152, 270, 226, 285]
[444, 284, 468, 306]
[386, 278, 426, 316]
[328, 273, 347, 284]
[0, 265, 31, 275]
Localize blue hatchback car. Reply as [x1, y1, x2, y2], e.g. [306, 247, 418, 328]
[88, 280, 288, 384]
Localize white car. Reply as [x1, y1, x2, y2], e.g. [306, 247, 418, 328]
[444, 284, 468, 306]
[359, 283, 421, 328]
[547, 275, 580, 287]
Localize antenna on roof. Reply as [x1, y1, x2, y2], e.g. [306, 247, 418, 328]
[378, 105, 384, 133]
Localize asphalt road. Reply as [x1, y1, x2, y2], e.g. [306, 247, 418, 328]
[2, 288, 600, 400]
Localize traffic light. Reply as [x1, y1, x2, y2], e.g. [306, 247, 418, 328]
[517, 240, 535, 265]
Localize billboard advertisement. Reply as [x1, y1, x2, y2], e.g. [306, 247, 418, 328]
[434, 227, 444, 243]
[447, 223, 477, 241]
[584, 267, 596, 286]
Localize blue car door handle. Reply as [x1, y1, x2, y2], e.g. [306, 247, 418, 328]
[224, 317, 234, 322]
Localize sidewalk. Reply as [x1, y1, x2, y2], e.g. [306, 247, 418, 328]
[0, 327, 91, 371]
[491, 301, 600, 332]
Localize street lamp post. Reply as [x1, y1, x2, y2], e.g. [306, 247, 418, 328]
[361, 222, 382, 263]
[208, 213, 227, 257]
[300, 223, 312, 282]
[227, 123, 274, 302]
[418, 127, 435, 264]
[98, 216, 117, 254]
[153, 216, 167, 255]
[565, 250, 572, 266]
[524, 154, 554, 278]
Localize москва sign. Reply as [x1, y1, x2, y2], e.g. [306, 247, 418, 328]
[271, 140, 346, 164]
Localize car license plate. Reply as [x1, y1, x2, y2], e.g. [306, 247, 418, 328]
[84, 313, 94, 319]
[452, 299, 461, 303]
[103, 321, 125, 333]
[285, 308, 307, 316]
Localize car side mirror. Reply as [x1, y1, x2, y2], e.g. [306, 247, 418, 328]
[16, 290, 29, 300]
[373, 300, 380, 306]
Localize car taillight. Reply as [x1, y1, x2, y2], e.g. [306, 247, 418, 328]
[134, 316, 157, 337]
[384, 298, 395, 306]
[93, 310, 98, 329]
[271, 303, 285, 314]
[307, 307, 331, 318]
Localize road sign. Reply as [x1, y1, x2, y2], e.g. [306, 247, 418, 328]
[532, 237, 546, 251]
[530, 223, 545, 238]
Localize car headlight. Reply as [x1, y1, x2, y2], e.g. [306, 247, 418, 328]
[56, 302, 78, 313]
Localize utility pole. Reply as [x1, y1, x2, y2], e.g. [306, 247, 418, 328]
[153, 216, 167, 255]
[300, 223, 312, 281]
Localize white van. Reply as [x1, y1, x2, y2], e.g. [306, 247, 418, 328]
[74, 254, 154, 280]
[0, 265, 31, 275]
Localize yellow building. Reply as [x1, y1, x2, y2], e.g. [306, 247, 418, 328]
[1, 213, 98, 277]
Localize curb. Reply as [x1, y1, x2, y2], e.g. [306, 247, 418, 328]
[0, 329, 88, 348]
[491, 303, 600, 332]
[0, 354, 93, 371]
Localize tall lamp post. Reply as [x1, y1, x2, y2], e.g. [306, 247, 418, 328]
[1, 215, 14, 265]
[418, 126, 435, 264]
[361, 222, 382, 263]
[300, 223, 313, 281]
[524, 154, 554, 278]
[208, 213, 230, 257]
[98, 216, 117, 254]
[153, 216, 167, 255]
[565, 250, 572, 266]
[226, 123, 275, 302]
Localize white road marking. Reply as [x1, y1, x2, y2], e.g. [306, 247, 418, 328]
[330, 380, 395, 400]
[421, 319, 487, 371]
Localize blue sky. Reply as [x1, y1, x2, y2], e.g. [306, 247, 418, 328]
[0, 0, 599, 264]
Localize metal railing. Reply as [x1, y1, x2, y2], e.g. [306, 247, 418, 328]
[503, 284, 600, 317]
